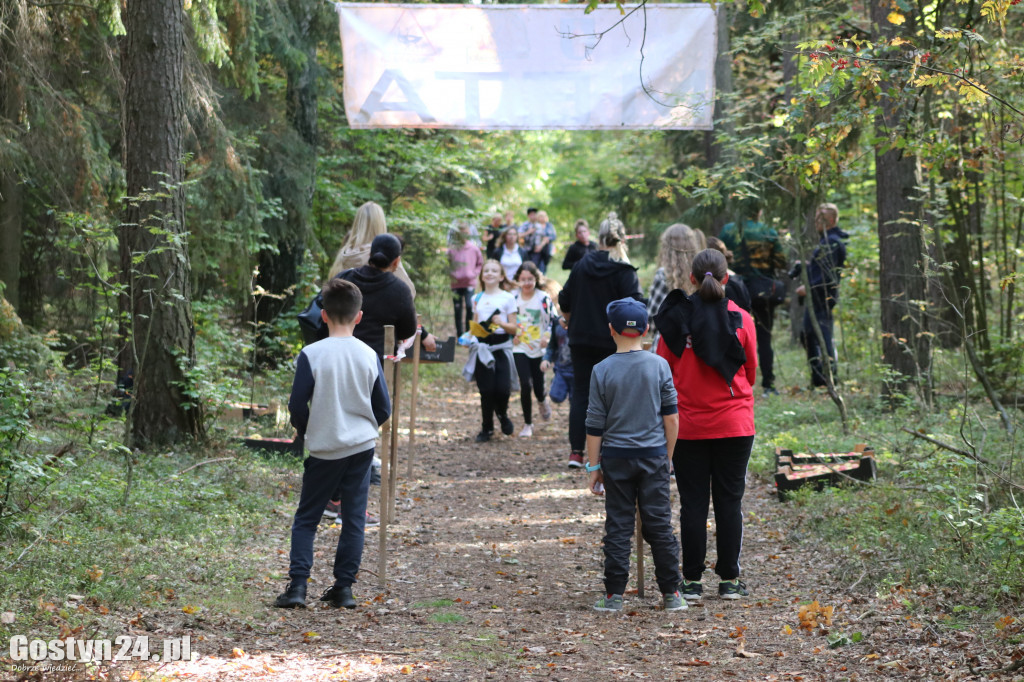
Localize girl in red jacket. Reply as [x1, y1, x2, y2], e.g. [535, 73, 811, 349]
[654, 249, 757, 602]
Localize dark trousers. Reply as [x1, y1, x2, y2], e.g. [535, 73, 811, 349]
[673, 436, 754, 581]
[476, 351, 511, 433]
[514, 353, 546, 425]
[601, 457, 681, 596]
[288, 449, 373, 586]
[803, 303, 836, 387]
[750, 299, 777, 389]
[568, 344, 613, 452]
[452, 287, 474, 338]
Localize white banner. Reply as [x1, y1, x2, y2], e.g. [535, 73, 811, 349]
[335, 3, 717, 130]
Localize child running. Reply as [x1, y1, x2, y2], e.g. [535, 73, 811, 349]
[585, 298, 685, 612]
[275, 278, 391, 609]
[512, 261, 553, 437]
[541, 314, 572, 406]
[464, 259, 519, 442]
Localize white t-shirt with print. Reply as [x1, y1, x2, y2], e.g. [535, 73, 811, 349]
[473, 289, 517, 339]
[513, 290, 552, 358]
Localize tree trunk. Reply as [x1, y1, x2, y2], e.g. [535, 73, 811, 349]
[121, 0, 204, 446]
[871, 0, 931, 401]
[702, 3, 733, 235]
[0, 6, 24, 311]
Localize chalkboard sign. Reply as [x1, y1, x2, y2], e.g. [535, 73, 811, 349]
[419, 335, 456, 363]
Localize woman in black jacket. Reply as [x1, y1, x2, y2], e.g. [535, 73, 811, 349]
[337, 233, 418, 358]
[557, 212, 643, 469]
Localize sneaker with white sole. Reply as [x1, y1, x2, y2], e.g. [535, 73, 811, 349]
[680, 580, 703, 602]
[593, 594, 623, 612]
[568, 452, 585, 469]
[519, 424, 533, 438]
[663, 591, 687, 611]
[322, 500, 341, 519]
[718, 579, 748, 600]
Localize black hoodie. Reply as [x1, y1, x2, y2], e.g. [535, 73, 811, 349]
[558, 251, 643, 353]
[337, 265, 417, 357]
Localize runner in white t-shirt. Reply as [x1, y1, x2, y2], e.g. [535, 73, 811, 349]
[512, 261, 553, 437]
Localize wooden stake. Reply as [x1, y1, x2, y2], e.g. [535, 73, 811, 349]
[635, 508, 645, 598]
[378, 325, 395, 587]
[388, 361, 401, 523]
[407, 322, 422, 479]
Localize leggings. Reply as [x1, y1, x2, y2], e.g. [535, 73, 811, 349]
[452, 287, 474, 338]
[513, 353, 546, 425]
[475, 350, 511, 433]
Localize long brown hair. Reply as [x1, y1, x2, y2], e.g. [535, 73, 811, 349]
[691, 249, 727, 302]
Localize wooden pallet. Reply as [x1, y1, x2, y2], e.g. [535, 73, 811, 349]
[775, 444, 876, 500]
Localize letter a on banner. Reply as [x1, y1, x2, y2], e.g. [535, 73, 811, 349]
[335, 3, 717, 130]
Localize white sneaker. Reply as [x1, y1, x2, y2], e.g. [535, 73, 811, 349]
[519, 424, 533, 438]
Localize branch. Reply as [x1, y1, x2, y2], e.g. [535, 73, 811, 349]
[173, 457, 234, 476]
[783, 48, 1024, 121]
[899, 427, 989, 464]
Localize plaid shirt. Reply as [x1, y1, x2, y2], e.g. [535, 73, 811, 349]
[646, 268, 671, 335]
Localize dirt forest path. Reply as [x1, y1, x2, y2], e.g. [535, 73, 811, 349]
[143, 379, 1006, 681]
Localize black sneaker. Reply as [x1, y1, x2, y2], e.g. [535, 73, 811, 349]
[320, 584, 356, 609]
[274, 581, 307, 609]
[499, 415, 514, 436]
[718, 579, 748, 600]
[475, 430, 493, 443]
[680, 580, 703, 602]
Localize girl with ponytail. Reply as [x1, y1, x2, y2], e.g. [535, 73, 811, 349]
[652, 248, 758, 603]
[557, 211, 643, 469]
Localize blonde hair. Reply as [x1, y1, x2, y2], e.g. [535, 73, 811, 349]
[598, 212, 629, 263]
[818, 202, 839, 223]
[328, 201, 387, 277]
[658, 223, 706, 293]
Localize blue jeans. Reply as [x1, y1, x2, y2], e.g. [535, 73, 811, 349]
[288, 449, 373, 586]
[549, 365, 573, 404]
[601, 457, 681, 596]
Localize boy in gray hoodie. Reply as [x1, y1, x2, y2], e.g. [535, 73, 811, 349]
[275, 278, 391, 609]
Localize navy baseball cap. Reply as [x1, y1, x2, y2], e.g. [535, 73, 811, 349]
[606, 298, 647, 337]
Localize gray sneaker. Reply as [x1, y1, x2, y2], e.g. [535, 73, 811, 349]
[593, 594, 623, 612]
[662, 591, 687, 611]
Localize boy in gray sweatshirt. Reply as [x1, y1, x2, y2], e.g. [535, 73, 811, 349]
[275, 278, 391, 610]
[585, 298, 685, 612]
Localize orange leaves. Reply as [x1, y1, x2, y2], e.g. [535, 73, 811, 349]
[797, 601, 834, 632]
[86, 565, 104, 582]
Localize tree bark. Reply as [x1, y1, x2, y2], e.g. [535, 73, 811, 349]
[0, 4, 24, 311]
[121, 0, 204, 446]
[870, 0, 931, 401]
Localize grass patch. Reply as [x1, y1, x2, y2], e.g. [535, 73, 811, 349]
[0, 438, 300, 641]
[429, 612, 467, 624]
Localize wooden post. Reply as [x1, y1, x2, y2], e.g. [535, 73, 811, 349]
[378, 325, 395, 587]
[388, 361, 401, 523]
[407, 322, 422, 479]
[635, 508, 645, 598]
